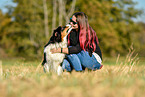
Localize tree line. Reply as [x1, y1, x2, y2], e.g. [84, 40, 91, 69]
[0, 0, 145, 58]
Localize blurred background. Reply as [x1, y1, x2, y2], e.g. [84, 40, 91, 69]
[0, 0, 145, 59]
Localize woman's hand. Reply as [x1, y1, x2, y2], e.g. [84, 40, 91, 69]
[50, 48, 61, 53]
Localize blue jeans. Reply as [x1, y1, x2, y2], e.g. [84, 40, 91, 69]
[62, 50, 102, 72]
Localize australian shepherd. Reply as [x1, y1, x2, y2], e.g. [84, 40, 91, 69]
[42, 24, 72, 75]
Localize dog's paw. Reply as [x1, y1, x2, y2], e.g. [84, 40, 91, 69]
[57, 66, 63, 76]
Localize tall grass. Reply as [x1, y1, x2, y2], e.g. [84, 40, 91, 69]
[0, 60, 3, 80]
[112, 46, 140, 76]
[0, 49, 144, 97]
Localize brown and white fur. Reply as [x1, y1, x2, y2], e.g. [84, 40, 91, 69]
[42, 24, 72, 75]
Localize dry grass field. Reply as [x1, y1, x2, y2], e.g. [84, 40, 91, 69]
[0, 52, 145, 97]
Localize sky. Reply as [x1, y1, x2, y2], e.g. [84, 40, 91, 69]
[0, 0, 17, 12]
[0, 0, 145, 22]
[132, 0, 145, 22]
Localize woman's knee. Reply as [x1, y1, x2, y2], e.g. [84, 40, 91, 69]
[77, 50, 102, 70]
[66, 54, 83, 71]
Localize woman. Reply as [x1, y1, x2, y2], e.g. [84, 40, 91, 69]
[51, 12, 103, 72]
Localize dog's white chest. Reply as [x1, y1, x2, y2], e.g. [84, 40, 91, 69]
[44, 42, 67, 61]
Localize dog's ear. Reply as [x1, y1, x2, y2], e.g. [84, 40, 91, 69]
[55, 26, 62, 32]
[53, 26, 62, 36]
[55, 32, 58, 37]
[54, 26, 62, 36]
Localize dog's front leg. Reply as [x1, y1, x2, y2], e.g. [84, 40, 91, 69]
[57, 65, 63, 76]
[52, 61, 63, 76]
[43, 63, 50, 73]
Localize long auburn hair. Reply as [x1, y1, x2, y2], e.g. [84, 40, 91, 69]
[68, 12, 99, 52]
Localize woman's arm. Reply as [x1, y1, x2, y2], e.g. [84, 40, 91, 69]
[50, 43, 82, 54]
[50, 48, 69, 54]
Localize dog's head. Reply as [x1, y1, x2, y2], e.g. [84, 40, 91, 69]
[52, 26, 62, 43]
[50, 24, 72, 43]
[45, 24, 72, 47]
[48, 26, 62, 44]
[46, 25, 71, 43]
[61, 24, 72, 41]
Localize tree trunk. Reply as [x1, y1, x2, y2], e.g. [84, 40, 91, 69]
[62, 0, 76, 24]
[58, 0, 63, 26]
[52, 0, 76, 30]
[43, 0, 49, 38]
[52, 0, 57, 32]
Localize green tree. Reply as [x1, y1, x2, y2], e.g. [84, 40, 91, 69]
[0, 10, 12, 56]
[1, 0, 76, 57]
[4, 0, 46, 57]
[132, 22, 145, 57]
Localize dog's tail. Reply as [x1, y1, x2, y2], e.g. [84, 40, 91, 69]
[35, 59, 43, 73]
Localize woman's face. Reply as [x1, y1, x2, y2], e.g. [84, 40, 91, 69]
[70, 15, 78, 29]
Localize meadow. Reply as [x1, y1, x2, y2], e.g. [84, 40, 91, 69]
[0, 52, 145, 97]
